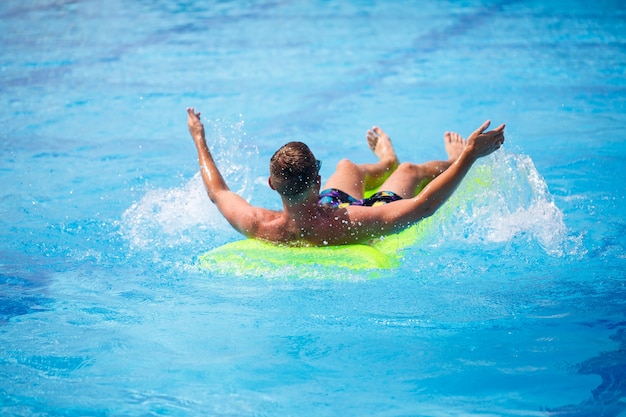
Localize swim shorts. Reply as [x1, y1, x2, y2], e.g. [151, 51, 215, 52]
[318, 188, 403, 208]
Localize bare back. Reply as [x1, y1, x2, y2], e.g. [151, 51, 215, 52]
[242, 203, 409, 246]
[188, 107, 505, 247]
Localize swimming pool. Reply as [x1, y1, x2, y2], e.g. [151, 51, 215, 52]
[1, 0, 625, 415]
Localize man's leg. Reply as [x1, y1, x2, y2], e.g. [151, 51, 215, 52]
[322, 127, 399, 199]
[378, 131, 466, 198]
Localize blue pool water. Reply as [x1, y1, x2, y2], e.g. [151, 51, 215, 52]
[1, 0, 625, 415]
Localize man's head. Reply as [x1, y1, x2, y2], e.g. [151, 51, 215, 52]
[269, 142, 320, 202]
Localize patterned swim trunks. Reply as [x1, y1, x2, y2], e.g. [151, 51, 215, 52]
[318, 188, 403, 208]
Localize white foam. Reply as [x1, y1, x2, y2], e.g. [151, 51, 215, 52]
[120, 174, 230, 250]
[419, 151, 580, 256]
[120, 118, 257, 251]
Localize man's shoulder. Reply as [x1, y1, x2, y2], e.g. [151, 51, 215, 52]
[252, 208, 290, 230]
[253, 206, 284, 219]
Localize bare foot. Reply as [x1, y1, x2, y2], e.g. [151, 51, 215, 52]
[367, 126, 398, 164]
[444, 131, 466, 161]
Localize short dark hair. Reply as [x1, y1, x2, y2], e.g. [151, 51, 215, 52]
[270, 142, 319, 198]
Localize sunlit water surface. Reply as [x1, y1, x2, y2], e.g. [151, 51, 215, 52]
[1, 1, 625, 416]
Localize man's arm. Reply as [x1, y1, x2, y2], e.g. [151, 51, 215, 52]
[407, 120, 505, 219]
[186, 107, 262, 237]
[350, 120, 505, 237]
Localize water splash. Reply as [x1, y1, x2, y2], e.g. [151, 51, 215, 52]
[120, 174, 225, 250]
[202, 117, 258, 197]
[119, 118, 257, 252]
[424, 150, 579, 256]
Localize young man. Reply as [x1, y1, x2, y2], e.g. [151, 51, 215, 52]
[187, 107, 505, 246]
